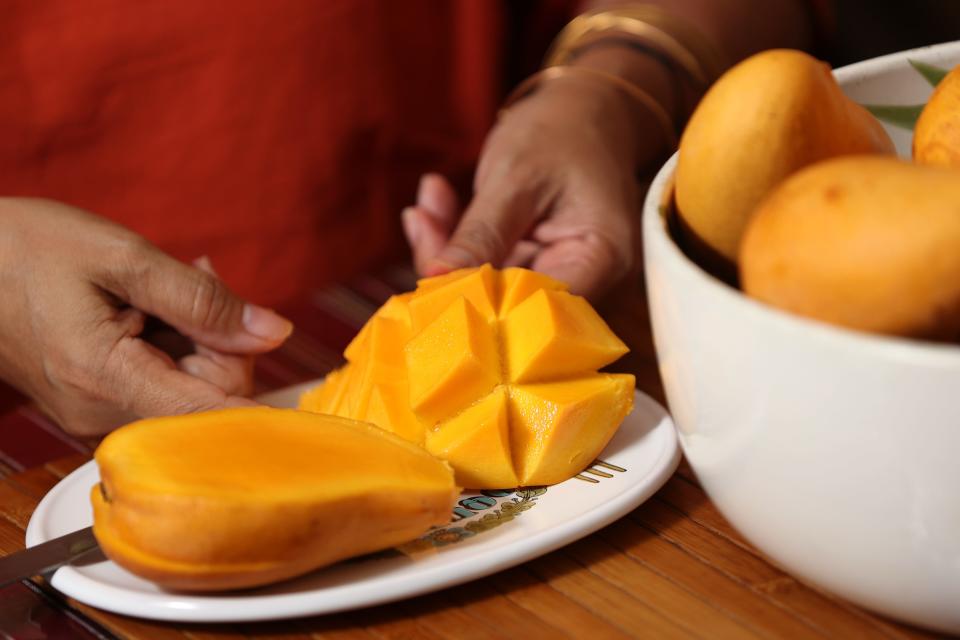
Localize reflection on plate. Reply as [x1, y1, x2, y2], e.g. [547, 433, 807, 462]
[25, 381, 679, 623]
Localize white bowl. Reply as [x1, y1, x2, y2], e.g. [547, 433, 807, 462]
[643, 41, 960, 634]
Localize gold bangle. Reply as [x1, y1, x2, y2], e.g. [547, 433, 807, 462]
[500, 65, 677, 154]
[545, 5, 729, 92]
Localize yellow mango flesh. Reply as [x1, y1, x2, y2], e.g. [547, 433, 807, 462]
[676, 49, 894, 265]
[741, 156, 960, 340]
[503, 289, 629, 383]
[344, 293, 413, 362]
[408, 264, 498, 331]
[299, 366, 347, 415]
[366, 381, 424, 445]
[300, 266, 634, 488]
[405, 296, 501, 425]
[91, 407, 457, 591]
[499, 268, 568, 317]
[509, 375, 635, 486]
[426, 388, 518, 489]
[914, 64, 960, 168]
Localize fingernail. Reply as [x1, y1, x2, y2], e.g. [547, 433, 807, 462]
[402, 207, 421, 245]
[180, 358, 204, 378]
[423, 261, 452, 277]
[193, 255, 219, 277]
[242, 304, 294, 342]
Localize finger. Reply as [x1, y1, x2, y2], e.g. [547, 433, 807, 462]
[179, 354, 252, 397]
[109, 336, 257, 417]
[193, 254, 217, 275]
[48, 339, 255, 437]
[405, 175, 461, 276]
[180, 345, 255, 397]
[503, 240, 541, 268]
[529, 193, 639, 299]
[101, 245, 293, 354]
[405, 206, 455, 276]
[532, 235, 626, 301]
[180, 256, 255, 394]
[181, 256, 256, 395]
[424, 184, 538, 276]
[113, 307, 146, 336]
[224, 396, 260, 408]
[416, 173, 459, 227]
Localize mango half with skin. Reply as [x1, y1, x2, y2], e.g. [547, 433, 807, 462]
[91, 407, 458, 591]
[299, 265, 635, 489]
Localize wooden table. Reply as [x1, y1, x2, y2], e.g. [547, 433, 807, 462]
[0, 267, 937, 639]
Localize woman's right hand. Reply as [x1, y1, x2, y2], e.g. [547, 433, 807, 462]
[0, 198, 293, 437]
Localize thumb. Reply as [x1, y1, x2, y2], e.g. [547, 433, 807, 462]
[424, 186, 534, 276]
[101, 246, 292, 354]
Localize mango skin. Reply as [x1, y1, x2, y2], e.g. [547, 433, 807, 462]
[741, 156, 960, 340]
[914, 64, 960, 168]
[91, 407, 458, 591]
[676, 49, 894, 265]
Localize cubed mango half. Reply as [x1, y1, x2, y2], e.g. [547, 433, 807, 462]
[300, 266, 634, 488]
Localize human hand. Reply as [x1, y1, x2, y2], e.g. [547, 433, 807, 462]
[0, 199, 292, 436]
[404, 74, 667, 299]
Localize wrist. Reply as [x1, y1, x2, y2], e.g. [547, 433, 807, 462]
[504, 69, 669, 173]
[570, 45, 682, 170]
[570, 44, 676, 116]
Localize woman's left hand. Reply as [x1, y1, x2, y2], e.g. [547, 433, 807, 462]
[403, 73, 668, 300]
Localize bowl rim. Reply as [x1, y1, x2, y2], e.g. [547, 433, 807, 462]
[831, 38, 960, 85]
[643, 151, 960, 367]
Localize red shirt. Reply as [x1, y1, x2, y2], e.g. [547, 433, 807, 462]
[0, 1, 511, 305]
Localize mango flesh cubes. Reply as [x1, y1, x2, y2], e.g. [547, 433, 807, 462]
[300, 266, 635, 488]
[91, 407, 458, 591]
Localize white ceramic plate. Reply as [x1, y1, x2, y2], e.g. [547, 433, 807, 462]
[25, 381, 678, 623]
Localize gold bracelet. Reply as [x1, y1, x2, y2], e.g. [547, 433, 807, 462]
[500, 65, 677, 154]
[545, 5, 729, 92]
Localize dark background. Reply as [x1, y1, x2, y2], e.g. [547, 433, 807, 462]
[830, 0, 960, 65]
[503, 0, 960, 87]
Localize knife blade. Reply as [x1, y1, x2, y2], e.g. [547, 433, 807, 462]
[0, 526, 100, 588]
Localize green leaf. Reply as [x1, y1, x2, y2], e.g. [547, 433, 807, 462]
[864, 104, 925, 130]
[909, 59, 949, 87]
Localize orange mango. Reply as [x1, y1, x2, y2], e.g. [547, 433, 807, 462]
[91, 407, 457, 591]
[300, 265, 634, 488]
[676, 49, 894, 266]
[741, 156, 960, 340]
[913, 64, 960, 168]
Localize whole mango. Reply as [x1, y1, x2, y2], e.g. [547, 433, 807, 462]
[300, 265, 635, 488]
[676, 49, 894, 267]
[914, 63, 960, 168]
[741, 156, 960, 340]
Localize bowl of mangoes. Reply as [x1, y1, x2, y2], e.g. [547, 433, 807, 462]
[642, 41, 960, 634]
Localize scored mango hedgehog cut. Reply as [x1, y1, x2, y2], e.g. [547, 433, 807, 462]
[300, 265, 635, 488]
